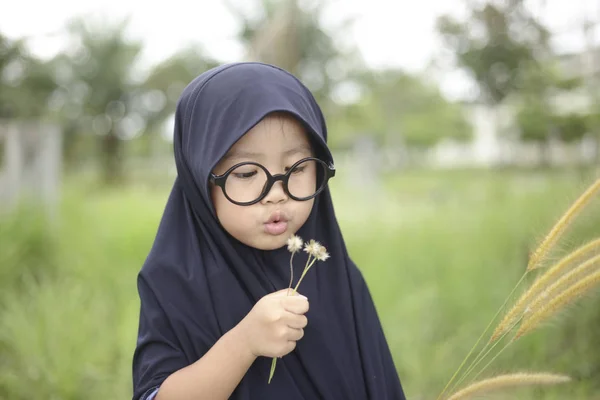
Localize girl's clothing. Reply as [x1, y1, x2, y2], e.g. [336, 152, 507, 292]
[132, 62, 406, 400]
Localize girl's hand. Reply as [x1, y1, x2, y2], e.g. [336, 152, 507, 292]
[237, 289, 309, 358]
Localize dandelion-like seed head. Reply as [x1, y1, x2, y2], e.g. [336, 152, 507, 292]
[316, 245, 330, 262]
[303, 239, 320, 256]
[287, 235, 303, 253]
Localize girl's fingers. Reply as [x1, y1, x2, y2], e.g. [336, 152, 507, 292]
[287, 327, 304, 341]
[281, 296, 309, 315]
[286, 313, 308, 329]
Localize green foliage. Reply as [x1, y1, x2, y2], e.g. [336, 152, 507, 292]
[49, 17, 144, 184]
[0, 34, 56, 119]
[586, 112, 600, 137]
[0, 279, 135, 399]
[140, 47, 218, 136]
[0, 187, 164, 399]
[555, 113, 589, 142]
[0, 206, 58, 297]
[515, 63, 593, 144]
[334, 168, 600, 399]
[516, 100, 552, 142]
[437, 0, 598, 147]
[512, 57, 598, 144]
[49, 17, 217, 183]
[328, 70, 472, 148]
[228, 0, 472, 149]
[225, 0, 362, 110]
[437, 1, 549, 105]
[2, 0, 474, 175]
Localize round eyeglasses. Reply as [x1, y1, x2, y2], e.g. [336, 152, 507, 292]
[209, 157, 336, 206]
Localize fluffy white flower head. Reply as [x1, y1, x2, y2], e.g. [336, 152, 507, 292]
[303, 239, 320, 256]
[316, 245, 330, 262]
[287, 235, 303, 253]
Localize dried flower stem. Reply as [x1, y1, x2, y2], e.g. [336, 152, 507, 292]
[268, 357, 277, 384]
[270, 237, 328, 384]
[446, 373, 571, 400]
[491, 238, 600, 342]
[270, 236, 303, 385]
[287, 252, 296, 293]
[527, 178, 600, 271]
[292, 256, 317, 294]
[516, 269, 600, 339]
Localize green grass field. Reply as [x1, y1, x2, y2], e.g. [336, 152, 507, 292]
[1, 167, 600, 399]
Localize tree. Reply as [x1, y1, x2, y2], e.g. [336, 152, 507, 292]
[0, 33, 56, 120]
[51, 17, 143, 184]
[327, 69, 472, 148]
[436, 0, 553, 157]
[225, 0, 471, 149]
[555, 113, 589, 143]
[514, 57, 589, 156]
[137, 47, 218, 156]
[514, 64, 561, 154]
[582, 17, 600, 162]
[48, 16, 220, 182]
[225, 0, 362, 111]
[437, 1, 549, 107]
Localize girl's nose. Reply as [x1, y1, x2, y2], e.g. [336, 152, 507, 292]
[261, 180, 288, 204]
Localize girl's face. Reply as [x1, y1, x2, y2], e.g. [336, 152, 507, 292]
[211, 113, 316, 250]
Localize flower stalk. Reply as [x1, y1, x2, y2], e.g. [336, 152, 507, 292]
[268, 236, 329, 384]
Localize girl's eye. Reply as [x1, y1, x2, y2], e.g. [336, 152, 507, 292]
[232, 170, 258, 179]
[286, 166, 305, 174]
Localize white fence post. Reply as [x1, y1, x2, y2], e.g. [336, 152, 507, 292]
[0, 120, 62, 221]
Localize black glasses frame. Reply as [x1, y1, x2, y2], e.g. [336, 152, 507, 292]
[209, 157, 336, 206]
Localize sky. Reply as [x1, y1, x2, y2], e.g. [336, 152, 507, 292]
[1, 0, 599, 100]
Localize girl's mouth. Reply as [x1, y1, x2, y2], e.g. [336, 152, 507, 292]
[264, 220, 288, 235]
[264, 211, 289, 235]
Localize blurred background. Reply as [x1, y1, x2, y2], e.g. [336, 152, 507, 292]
[1, 0, 600, 398]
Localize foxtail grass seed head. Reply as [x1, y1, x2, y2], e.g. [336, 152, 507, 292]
[527, 178, 600, 270]
[492, 245, 600, 342]
[516, 269, 600, 339]
[446, 373, 571, 400]
[526, 253, 600, 316]
[531, 238, 600, 292]
[287, 235, 303, 253]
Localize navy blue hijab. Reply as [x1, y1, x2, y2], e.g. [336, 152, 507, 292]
[132, 62, 405, 400]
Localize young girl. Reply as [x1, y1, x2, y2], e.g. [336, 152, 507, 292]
[132, 62, 406, 400]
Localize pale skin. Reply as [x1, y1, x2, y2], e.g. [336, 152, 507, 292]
[156, 113, 315, 400]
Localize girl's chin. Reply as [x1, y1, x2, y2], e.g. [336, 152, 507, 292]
[247, 235, 289, 251]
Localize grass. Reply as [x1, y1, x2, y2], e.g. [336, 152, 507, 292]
[1, 167, 600, 399]
[436, 176, 600, 399]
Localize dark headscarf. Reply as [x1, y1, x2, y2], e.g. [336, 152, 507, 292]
[132, 62, 406, 400]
